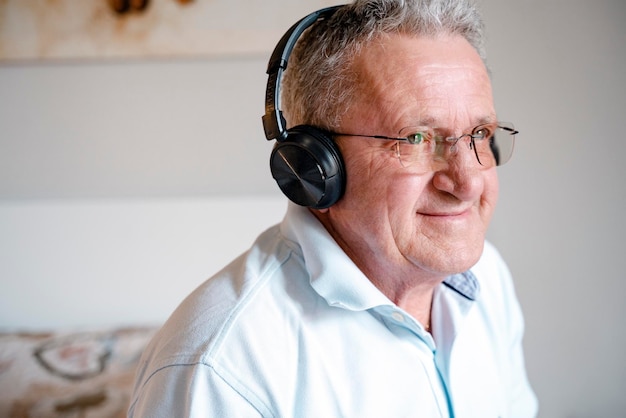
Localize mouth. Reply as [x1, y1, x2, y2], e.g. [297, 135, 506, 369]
[421, 206, 471, 215]
[417, 207, 473, 220]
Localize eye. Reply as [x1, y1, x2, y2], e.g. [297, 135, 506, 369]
[399, 126, 433, 144]
[473, 125, 494, 140]
[406, 132, 425, 144]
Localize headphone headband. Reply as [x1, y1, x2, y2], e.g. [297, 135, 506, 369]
[262, 5, 346, 209]
[262, 6, 341, 142]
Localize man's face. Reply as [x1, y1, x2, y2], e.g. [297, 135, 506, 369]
[318, 33, 499, 280]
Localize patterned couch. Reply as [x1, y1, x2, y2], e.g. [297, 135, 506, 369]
[0, 327, 156, 418]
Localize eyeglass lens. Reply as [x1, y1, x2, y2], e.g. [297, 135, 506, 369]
[395, 123, 516, 170]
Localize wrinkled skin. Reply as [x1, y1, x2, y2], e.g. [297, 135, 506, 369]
[314, 33, 499, 321]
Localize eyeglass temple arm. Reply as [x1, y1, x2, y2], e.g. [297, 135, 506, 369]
[328, 132, 406, 142]
[498, 125, 519, 135]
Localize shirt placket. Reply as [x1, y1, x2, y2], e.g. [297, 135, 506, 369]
[374, 305, 452, 418]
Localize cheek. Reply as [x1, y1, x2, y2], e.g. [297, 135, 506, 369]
[341, 144, 397, 200]
[386, 173, 432, 239]
[388, 173, 429, 211]
[346, 155, 429, 217]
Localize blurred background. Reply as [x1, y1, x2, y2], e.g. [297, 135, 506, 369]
[1, 0, 624, 416]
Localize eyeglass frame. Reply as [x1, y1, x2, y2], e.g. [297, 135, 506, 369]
[327, 122, 518, 168]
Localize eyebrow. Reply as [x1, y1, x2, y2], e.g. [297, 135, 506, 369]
[405, 115, 497, 131]
[475, 115, 498, 125]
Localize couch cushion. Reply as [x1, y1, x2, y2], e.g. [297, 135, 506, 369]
[0, 327, 156, 418]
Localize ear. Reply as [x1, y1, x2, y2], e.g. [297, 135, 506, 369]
[314, 207, 330, 214]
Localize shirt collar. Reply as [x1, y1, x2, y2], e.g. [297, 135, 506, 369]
[443, 271, 480, 301]
[280, 203, 391, 311]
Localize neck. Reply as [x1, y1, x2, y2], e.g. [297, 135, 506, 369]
[312, 208, 442, 331]
[369, 273, 438, 330]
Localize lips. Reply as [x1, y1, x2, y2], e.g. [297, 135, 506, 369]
[418, 207, 473, 217]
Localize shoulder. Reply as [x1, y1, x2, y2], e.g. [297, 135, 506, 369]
[141, 223, 301, 361]
[130, 222, 313, 411]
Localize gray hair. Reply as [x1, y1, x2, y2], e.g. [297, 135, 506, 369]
[281, 0, 487, 130]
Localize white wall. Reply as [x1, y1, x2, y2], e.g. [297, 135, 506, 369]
[0, 196, 286, 329]
[482, 2, 626, 417]
[1, 0, 625, 417]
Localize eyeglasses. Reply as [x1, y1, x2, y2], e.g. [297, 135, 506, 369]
[330, 122, 518, 171]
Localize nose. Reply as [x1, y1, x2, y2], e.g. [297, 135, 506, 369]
[431, 137, 485, 200]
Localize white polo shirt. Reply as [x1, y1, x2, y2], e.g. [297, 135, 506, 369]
[129, 203, 537, 417]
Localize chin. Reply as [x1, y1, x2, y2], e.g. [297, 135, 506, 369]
[414, 238, 485, 276]
[446, 240, 485, 273]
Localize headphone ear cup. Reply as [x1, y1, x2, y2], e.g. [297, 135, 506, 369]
[270, 125, 345, 209]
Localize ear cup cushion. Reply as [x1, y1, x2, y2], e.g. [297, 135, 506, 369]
[270, 125, 345, 209]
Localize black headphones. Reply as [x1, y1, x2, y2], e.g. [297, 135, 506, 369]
[262, 6, 345, 209]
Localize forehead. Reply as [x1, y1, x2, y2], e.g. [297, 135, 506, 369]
[348, 33, 495, 129]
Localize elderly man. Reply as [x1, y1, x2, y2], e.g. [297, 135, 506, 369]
[129, 1, 537, 416]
